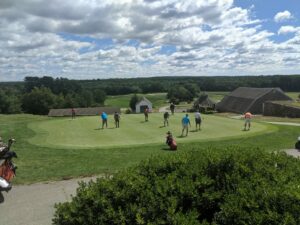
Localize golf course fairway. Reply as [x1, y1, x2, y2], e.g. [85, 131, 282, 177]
[27, 113, 270, 149]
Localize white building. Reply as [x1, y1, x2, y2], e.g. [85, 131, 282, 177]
[135, 97, 153, 113]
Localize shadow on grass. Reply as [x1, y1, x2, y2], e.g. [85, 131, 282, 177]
[190, 130, 199, 133]
[0, 192, 4, 204]
[176, 135, 187, 138]
[161, 147, 177, 151]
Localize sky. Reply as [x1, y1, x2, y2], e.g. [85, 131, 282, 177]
[0, 0, 300, 81]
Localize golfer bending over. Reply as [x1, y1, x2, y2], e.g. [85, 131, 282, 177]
[181, 114, 191, 137]
[101, 112, 108, 129]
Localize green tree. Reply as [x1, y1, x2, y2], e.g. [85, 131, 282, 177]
[93, 89, 106, 105]
[22, 87, 57, 115]
[167, 86, 194, 102]
[129, 94, 139, 111]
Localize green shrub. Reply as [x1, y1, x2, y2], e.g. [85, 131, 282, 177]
[53, 148, 300, 225]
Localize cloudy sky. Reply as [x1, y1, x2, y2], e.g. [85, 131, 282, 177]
[0, 0, 299, 81]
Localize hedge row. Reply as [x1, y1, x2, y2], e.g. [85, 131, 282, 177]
[53, 148, 300, 225]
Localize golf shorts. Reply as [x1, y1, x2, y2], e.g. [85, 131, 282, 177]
[195, 118, 201, 124]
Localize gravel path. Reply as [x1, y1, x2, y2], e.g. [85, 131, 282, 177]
[284, 149, 300, 158]
[0, 176, 98, 225]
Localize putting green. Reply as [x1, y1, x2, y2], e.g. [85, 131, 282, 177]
[27, 113, 271, 149]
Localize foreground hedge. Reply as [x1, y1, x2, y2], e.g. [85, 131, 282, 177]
[53, 148, 300, 225]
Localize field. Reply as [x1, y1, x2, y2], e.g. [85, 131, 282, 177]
[105, 93, 167, 109]
[1, 113, 299, 185]
[27, 113, 268, 149]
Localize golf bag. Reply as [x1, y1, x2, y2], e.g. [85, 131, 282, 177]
[0, 139, 17, 192]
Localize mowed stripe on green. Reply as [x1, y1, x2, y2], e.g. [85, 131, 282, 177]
[27, 113, 269, 149]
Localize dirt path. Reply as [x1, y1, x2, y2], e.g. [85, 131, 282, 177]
[284, 149, 300, 158]
[0, 176, 98, 225]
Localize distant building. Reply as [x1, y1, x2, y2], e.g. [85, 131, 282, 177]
[135, 97, 152, 113]
[216, 87, 292, 114]
[194, 94, 216, 110]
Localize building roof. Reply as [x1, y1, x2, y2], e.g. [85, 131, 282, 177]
[228, 87, 283, 100]
[136, 97, 152, 106]
[216, 87, 292, 113]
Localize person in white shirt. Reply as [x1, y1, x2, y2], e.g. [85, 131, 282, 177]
[194, 110, 202, 131]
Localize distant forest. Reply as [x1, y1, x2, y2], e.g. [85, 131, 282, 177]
[0, 75, 299, 115]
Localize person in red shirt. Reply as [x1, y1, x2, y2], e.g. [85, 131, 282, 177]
[244, 112, 252, 131]
[166, 131, 177, 150]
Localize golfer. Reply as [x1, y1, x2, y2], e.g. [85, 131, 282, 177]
[170, 103, 175, 115]
[244, 112, 252, 131]
[163, 111, 169, 127]
[144, 107, 149, 122]
[181, 114, 191, 136]
[71, 108, 76, 119]
[194, 110, 202, 131]
[166, 131, 177, 150]
[101, 112, 108, 129]
[114, 112, 120, 128]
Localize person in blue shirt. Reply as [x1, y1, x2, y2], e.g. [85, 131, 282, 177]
[181, 114, 191, 136]
[101, 112, 108, 129]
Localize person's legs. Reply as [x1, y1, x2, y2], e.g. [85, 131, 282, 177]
[102, 119, 107, 128]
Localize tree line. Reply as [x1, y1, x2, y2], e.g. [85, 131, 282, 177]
[0, 77, 106, 115]
[0, 75, 299, 115]
[80, 75, 300, 95]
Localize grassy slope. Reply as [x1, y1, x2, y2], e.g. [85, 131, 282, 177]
[27, 113, 268, 149]
[0, 113, 299, 184]
[105, 93, 167, 109]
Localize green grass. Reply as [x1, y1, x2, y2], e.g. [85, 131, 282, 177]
[206, 91, 228, 102]
[0, 113, 299, 185]
[105, 93, 167, 109]
[27, 113, 269, 149]
[286, 92, 300, 100]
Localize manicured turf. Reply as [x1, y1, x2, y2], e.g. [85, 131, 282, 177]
[0, 114, 298, 184]
[27, 113, 269, 149]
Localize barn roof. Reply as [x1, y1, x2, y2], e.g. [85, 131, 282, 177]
[216, 87, 292, 114]
[229, 87, 283, 99]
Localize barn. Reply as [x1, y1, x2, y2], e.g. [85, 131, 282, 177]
[135, 97, 152, 113]
[216, 87, 292, 114]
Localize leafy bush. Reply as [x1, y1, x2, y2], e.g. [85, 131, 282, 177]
[53, 148, 300, 225]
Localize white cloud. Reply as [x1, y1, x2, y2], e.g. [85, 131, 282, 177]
[0, 0, 300, 81]
[274, 10, 293, 23]
[278, 26, 299, 35]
